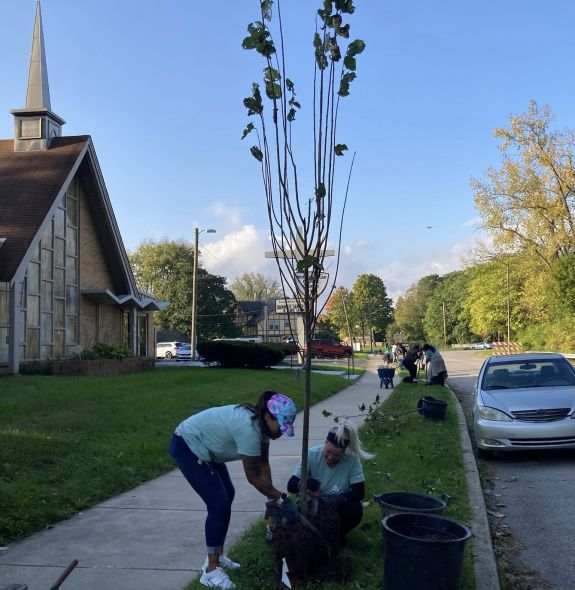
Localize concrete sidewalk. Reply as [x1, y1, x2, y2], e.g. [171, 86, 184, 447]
[0, 359, 498, 590]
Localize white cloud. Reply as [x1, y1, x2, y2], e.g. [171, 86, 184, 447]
[200, 225, 278, 282]
[208, 201, 243, 227]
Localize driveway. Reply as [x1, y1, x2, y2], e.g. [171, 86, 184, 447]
[445, 350, 573, 590]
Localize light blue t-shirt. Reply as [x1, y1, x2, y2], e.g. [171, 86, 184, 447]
[176, 405, 268, 463]
[293, 444, 365, 496]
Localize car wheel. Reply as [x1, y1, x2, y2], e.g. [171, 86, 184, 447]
[165, 351, 173, 359]
[476, 447, 494, 460]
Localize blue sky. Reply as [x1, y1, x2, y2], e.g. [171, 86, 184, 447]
[1, 1, 575, 299]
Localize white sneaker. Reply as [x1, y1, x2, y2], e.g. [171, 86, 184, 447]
[202, 555, 241, 571]
[220, 554, 241, 570]
[200, 566, 236, 589]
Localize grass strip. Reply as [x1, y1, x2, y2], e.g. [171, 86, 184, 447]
[186, 379, 474, 589]
[0, 367, 351, 545]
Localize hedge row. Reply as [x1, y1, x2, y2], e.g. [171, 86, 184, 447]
[197, 341, 296, 369]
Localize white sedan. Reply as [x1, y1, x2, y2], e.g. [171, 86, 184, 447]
[473, 352, 575, 458]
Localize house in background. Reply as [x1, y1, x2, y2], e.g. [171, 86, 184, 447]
[0, 2, 163, 374]
[235, 299, 303, 344]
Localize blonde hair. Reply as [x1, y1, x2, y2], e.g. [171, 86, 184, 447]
[329, 419, 375, 461]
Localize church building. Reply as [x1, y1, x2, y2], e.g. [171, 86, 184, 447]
[0, 2, 163, 374]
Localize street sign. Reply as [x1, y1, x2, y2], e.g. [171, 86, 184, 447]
[295, 271, 329, 296]
[275, 298, 303, 314]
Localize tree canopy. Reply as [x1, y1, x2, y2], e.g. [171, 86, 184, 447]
[229, 273, 282, 301]
[129, 240, 240, 340]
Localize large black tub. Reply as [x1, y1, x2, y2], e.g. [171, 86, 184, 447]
[373, 491, 447, 518]
[381, 512, 471, 590]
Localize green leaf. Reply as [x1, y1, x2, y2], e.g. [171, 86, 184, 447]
[263, 66, 281, 82]
[250, 146, 263, 162]
[335, 0, 355, 13]
[331, 14, 342, 29]
[287, 108, 296, 122]
[321, 409, 333, 417]
[289, 98, 301, 109]
[338, 71, 356, 96]
[347, 39, 366, 56]
[296, 255, 316, 272]
[316, 183, 326, 199]
[343, 54, 356, 71]
[264, 81, 282, 99]
[260, 0, 273, 21]
[336, 24, 350, 38]
[335, 144, 348, 156]
[313, 32, 323, 49]
[241, 122, 255, 140]
[286, 78, 295, 92]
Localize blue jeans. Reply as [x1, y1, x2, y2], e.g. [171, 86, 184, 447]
[168, 433, 235, 553]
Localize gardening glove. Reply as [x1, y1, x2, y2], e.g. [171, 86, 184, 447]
[279, 495, 300, 526]
[300, 477, 321, 493]
[264, 500, 283, 522]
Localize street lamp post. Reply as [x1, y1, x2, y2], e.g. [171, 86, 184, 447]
[191, 227, 216, 360]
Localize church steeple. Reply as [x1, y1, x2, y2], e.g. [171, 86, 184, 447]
[11, 1, 65, 152]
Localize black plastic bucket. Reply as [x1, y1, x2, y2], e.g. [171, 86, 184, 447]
[382, 513, 471, 590]
[374, 491, 447, 518]
[418, 396, 448, 420]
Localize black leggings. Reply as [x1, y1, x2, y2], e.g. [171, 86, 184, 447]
[338, 500, 363, 537]
[403, 359, 417, 380]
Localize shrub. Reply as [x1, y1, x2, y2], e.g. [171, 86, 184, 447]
[73, 343, 134, 361]
[198, 341, 285, 368]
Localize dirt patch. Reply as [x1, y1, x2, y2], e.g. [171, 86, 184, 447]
[270, 505, 352, 586]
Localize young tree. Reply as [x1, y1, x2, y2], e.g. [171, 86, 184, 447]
[241, 0, 365, 512]
[129, 240, 240, 340]
[230, 272, 282, 300]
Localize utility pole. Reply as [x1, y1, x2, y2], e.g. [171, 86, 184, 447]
[191, 227, 215, 360]
[442, 301, 447, 348]
[506, 261, 511, 353]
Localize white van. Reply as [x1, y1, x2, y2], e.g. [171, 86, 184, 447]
[156, 341, 184, 359]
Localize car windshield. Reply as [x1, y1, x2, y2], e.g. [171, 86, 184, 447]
[482, 358, 575, 390]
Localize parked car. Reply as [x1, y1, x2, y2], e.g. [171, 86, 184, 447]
[304, 338, 352, 359]
[156, 341, 184, 359]
[176, 344, 192, 361]
[473, 352, 575, 458]
[471, 342, 492, 350]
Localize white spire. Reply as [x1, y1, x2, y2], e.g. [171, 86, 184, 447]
[25, 1, 51, 111]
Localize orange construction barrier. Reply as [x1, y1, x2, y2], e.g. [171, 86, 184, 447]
[491, 341, 523, 355]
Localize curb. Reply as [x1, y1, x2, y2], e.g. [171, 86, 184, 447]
[447, 385, 500, 590]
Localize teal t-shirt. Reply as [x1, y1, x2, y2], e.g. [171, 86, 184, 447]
[176, 405, 268, 463]
[293, 444, 365, 496]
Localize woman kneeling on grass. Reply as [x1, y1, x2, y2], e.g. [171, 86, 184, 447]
[169, 391, 297, 589]
[287, 420, 374, 543]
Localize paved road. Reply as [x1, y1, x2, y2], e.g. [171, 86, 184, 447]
[445, 350, 575, 590]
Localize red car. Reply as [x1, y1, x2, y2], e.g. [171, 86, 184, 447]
[305, 339, 353, 359]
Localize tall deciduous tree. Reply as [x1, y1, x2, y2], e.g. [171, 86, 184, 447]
[394, 275, 441, 342]
[230, 273, 282, 301]
[423, 271, 475, 345]
[471, 101, 575, 267]
[351, 274, 393, 346]
[129, 240, 240, 340]
[322, 287, 355, 341]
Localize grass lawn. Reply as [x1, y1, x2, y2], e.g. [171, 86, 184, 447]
[0, 366, 352, 545]
[186, 377, 474, 590]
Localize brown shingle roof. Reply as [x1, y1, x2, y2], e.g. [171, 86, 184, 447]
[0, 136, 89, 281]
